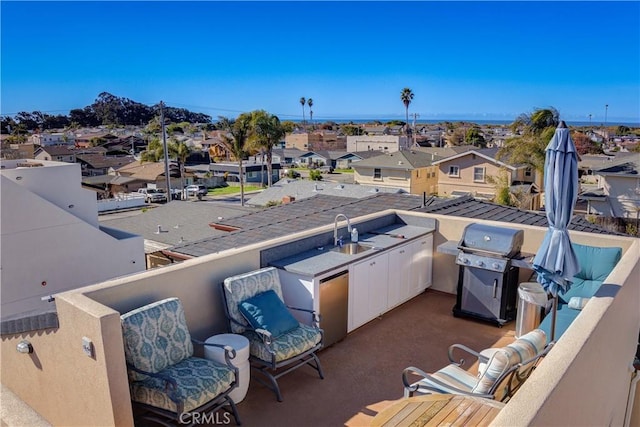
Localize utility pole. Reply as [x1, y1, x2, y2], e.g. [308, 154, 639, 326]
[160, 101, 171, 202]
[604, 104, 609, 144]
[411, 113, 420, 147]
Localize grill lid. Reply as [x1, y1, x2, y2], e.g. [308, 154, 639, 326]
[458, 223, 524, 258]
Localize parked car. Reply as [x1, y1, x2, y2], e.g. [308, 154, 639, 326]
[185, 185, 208, 197]
[138, 188, 168, 203]
[283, 169, 301, 178]
[318, 166, 334, 174]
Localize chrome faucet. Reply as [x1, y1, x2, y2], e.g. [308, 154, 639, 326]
[334, 214, 352, 246]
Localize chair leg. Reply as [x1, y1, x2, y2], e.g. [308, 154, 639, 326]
[252, 366, 284, 402]
[225, 395, 242, 425]
[306, 352, 324, 379]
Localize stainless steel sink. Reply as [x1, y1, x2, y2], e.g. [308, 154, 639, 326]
[332, 243, 373, 255]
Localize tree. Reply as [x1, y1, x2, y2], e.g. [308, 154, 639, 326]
[281, 120, 296, 133]
[573, 131, 604, 155]
[218, 114, 251, 206]
[341, 124, 362, 136]
[168, 139, 193, 193]
[498, 107, 560, 177]
[299, 97, 306, 128]
[249, 110, 285, 187]
[140, 138, 164, 162]
[465, 127, 486, 147]
[487, 168, 513, 207]
[445, 128, 466, 146]
[307, 98, 314, 128]
[400, 88, 414, 135]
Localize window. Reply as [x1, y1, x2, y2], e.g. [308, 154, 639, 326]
[374, 168, 382, 179]
[448, 166, 460, 177]
[473, 167, 485, 182]
[525, 167, 532, 177]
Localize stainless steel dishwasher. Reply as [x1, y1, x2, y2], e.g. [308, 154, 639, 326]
[319, 270, 349, 348]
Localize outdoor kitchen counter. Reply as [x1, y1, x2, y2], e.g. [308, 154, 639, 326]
[437, 240, 535, 269]
[270, 225, 435, 277]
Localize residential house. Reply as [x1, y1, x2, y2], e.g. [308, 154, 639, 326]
[285, 132, 323, 150]
[34, 145, 76, 163]
[209, 158, 281, 185]
[75, 154, 136, 176]
[352, 150, 440, 195]
[0, 159, 144, 318]
[111, 160, 184, 193]
[29, 132, 74, 147]
[346, 134, 411, 153]
[432, 148, 540, 209]
[271, 148, 308, 166]
[7, 143, 38, 159]
[73, 132, 118, 149]
[580, 152, 640, 218]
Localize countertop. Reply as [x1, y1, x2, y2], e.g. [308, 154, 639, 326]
[269, 224, 435, 277]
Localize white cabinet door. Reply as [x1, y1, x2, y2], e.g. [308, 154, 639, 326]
[349, 252, 389, 331]
[387, 244, 411, 309]
[410, 234, 433, 296]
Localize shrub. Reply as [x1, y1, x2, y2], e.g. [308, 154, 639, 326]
[309, 170, 322, 181]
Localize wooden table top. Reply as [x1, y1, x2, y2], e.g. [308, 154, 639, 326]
[371, 394, 505, 427]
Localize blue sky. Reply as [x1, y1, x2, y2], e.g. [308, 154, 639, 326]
[1, 1, 639, 124]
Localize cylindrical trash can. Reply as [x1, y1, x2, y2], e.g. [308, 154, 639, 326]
[204, 334, 250, 403]
[516, 282, 548, 338]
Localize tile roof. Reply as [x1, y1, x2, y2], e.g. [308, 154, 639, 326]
[351, 150, 438, 169]
[168, 193, 424, 257]
[35, 145, 76, 156]
[76, 154, 136, 169]
[417, 196, 621, 235]
[163, 193, 621, 258]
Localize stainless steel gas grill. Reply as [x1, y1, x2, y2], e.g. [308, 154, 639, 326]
[453, 224, 525, 326]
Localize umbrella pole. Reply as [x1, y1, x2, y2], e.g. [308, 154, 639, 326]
[551, 294, 558, 342]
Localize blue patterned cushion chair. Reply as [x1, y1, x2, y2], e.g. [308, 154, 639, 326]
[121, 297, 241, 426]
[402, 329, 552, 402]
[222, 267, 324, 401]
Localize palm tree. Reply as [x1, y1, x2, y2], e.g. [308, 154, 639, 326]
[498, 107, 560, 183]
[249, 110, 285, 187]
[218, 114, 251, 206]
[140, 137, 164, 162]
[307, 98, 313, 129]
[400, 88, 414, 135]
[168, 139, 193, 196]
[299, 97, 306, 128]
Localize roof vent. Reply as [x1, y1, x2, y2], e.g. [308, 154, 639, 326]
[369, 187, 379, 193]
[398, 161, 403, 165]
[155, 225, 164, 234]
[335, 184, 344, 190]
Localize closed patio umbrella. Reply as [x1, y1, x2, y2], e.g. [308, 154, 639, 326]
[532, 121, 580, 342]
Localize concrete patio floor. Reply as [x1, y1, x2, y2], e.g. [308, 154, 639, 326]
[232, 290, 516, 427]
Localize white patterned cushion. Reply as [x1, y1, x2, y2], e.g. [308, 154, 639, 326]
[504, 329, 547, 367]
[121, 298, 193, 382]
[223, 267, 285, 334]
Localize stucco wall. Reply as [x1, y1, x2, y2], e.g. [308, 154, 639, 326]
[0, 294, 132, 426]
[354, 167, 410, 191]
[437, 155, 512, 197]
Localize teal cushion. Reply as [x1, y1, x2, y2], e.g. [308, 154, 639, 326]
[560, 244, 622, 303]
[239, 290, 299, 338]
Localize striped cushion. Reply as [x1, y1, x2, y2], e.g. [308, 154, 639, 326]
[472, 350, 511, 395]
[504, 329, 547, 367]
[413, 364, 476, 394]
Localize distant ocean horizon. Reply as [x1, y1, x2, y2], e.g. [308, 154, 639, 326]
[291, 118, 640, 127]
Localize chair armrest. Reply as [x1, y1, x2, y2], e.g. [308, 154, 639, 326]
[192, 339, 237, 366]
[126, 363, 179, 396]
[286, 305, 321, 327]
[402, 366, 494, 399]
[447, 343, 482, 366]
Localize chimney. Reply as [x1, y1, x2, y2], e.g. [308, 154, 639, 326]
[282, 195, 295, 204]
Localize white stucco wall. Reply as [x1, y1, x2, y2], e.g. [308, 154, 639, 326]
[346, 135, 409, 153]
[0, 160, 145, 317]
